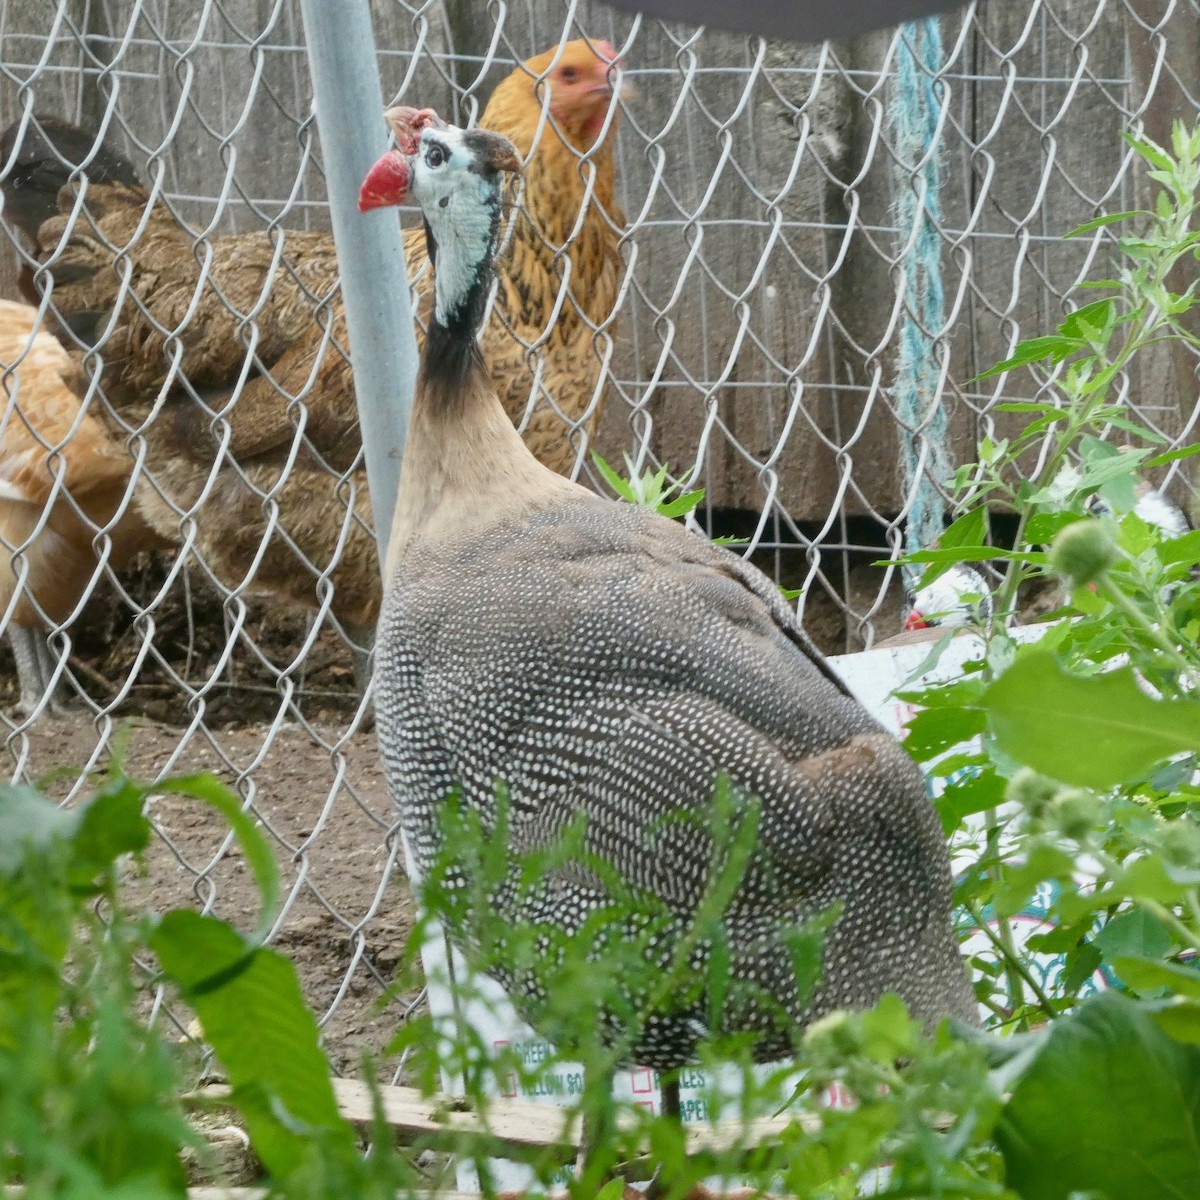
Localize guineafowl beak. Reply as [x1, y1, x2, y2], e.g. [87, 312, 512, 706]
[462, 128, 522, 176]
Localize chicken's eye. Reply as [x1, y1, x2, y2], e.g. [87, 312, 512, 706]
[560, 66, 577, 82]
[425, 143, 446, 168]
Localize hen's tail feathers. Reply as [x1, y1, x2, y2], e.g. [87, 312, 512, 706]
[0, 116, 141, 246]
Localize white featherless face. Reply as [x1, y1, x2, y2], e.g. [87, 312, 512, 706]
[409, 125, 502, 325]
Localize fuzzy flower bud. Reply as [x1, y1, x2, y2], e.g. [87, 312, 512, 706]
[1049, 788, 1100, 841]
[1048, 519, 1117, 588]
[1157, 821, 1200, 871]
[1005, 768, 1061, 824]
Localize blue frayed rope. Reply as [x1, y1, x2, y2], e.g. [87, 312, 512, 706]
[891, 17, 949, 578]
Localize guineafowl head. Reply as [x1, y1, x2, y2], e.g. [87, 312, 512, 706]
[360, 108, 520, 332]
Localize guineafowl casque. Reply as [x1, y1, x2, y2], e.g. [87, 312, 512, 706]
[364, 108, 977, 1157]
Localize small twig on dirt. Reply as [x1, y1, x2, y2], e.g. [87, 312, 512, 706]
[68, 655, 119, 696]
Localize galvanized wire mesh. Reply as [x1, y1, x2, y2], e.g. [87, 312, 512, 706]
[0, 0, 1197, 1077]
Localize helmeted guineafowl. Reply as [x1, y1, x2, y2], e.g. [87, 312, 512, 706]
[364, 108, 977, 1084]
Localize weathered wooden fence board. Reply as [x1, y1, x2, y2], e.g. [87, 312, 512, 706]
[1, 0, 1196, 518]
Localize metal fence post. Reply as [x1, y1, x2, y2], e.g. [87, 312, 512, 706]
[298, 0, 415, 564]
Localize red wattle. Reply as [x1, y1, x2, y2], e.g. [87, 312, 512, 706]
[358, 151, 410, 212]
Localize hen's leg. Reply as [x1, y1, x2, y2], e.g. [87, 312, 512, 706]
[643, 1075, 681, 1200]
[35, 631, 72, 713]
[8, 625, 61, 715]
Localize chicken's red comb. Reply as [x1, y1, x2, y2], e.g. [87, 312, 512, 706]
[384, 106, 445, 155]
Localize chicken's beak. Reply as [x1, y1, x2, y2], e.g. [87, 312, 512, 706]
[593, 39, 636, 103]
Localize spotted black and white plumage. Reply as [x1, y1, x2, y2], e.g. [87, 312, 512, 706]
[1088, 480, 1192, 540]
[372, 114, 978, 1070]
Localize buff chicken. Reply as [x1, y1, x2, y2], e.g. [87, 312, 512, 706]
[0, 300, 163, 713]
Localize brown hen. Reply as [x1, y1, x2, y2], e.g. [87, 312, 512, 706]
[0, 39, 626, 660]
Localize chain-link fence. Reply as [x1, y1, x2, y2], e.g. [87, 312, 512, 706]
[1, 0, 1198, 1078]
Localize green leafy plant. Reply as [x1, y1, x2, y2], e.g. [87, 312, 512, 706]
[0, 758, 412, 1200]
[591, 451, 706, 520]
[869, 119, 1200, 1196]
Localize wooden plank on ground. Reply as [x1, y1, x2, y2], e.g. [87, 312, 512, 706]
[189, 1079, 579, 1154]
[188, 1078, 809, 1155]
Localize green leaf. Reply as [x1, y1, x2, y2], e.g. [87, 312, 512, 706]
[1059, 298, 1114, 340]
[884, 546, 1045, 568]
[997, 991, 1200, 1200]
[903, 704, 987, 763]
[657, 488, 705, 519]
[994, 844, 1076, 918]
[939, 507, 988, 550]
[156, 773, 280, 944]
[935, 770, 1007, 834]
[994, 400, 1059, 414]
[150, 910, 357, 1180]
[591, 452, 637, 503]
[1122, 129, 1174, 171]
[1151, 999, 1200, 1045]
[971, 335, 1086, 381]
[1064, 211, 1145, 238]
[1026, 512, 1083, 545]
[1159, 530, 1200, 569]
[979, 652, 1200, 788]
[1118, 856, 1197, 904]
[912, 507, 988, 589]
[69, 779, 151, 891]
[1078, 435, 1142, 512]
[1145, 443, 1200, 469]
[1114, 957, 1200, 1001]
[1062, 940, 1104, 993]
[1093, 909, 1172, 966]
[1077, 441, 1149, 506]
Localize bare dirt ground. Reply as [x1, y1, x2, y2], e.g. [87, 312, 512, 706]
[11, 709, 420, 1076]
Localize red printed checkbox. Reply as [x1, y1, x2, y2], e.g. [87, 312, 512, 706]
[629, 1068, 654, 1094]
[637, 1100, 655, 1115]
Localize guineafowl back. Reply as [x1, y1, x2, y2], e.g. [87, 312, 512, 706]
[376, 493, 977, 1067]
